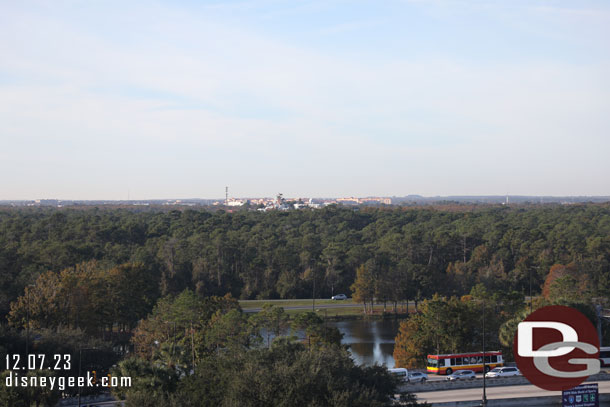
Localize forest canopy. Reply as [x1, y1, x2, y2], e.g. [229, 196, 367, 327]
[1, 204, 609, 323]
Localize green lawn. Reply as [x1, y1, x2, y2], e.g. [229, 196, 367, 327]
[239, 298, 411, 318]
[239, 298, 356, 309]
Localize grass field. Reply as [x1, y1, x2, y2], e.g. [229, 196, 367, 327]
[283, 306, 369, 318]
[239, 298, 357, 309]
[239, 298, 412, 318]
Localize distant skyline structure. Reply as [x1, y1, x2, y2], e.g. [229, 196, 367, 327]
[1, 1, 609, 200]
[2, 194, 608, 207]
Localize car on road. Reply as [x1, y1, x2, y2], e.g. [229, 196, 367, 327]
[446, 370, 476, 381]
[485, 366, 520, 378]
[331, 294, 347, 300]
[408, 372, 428, 383]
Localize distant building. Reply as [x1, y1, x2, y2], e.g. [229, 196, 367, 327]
[227, 199, 245, 207]
[336, 197, 392, 205]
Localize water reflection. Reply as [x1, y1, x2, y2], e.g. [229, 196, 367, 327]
[260, 318, 402, 368]
[328, 319, 401, 368]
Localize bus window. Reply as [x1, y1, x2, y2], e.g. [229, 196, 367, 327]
[390, 369, 407, 377]
[427, 358, 438, 367]
[456, 357, 462, 365]
[491, 355, 497, 363]
[450, 358, 456, 366]
[476, 356, 482, 364]
[484, 356, 490, 364]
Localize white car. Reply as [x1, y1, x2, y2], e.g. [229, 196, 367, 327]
[408, 372, 428, 383]
[485, 367, 520, 378]
[331, 294, 347, 300]
[447, 370, 476, 381]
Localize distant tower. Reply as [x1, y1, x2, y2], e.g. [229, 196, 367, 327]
[225, 186, 229, 206]
[506, 195, 509, 205]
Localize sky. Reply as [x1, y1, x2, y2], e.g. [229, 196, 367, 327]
[1, 0, 609, 200]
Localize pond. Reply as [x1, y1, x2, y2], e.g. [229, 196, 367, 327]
[327, 318, 402, 368]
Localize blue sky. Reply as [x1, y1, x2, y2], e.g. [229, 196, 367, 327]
[1, 0, 609, 199]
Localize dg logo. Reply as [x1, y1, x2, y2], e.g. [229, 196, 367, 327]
[514, 305, 600, 391]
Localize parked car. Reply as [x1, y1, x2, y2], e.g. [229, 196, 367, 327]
[447, 370, 476, 381]
[408, 372, 428, 383]
[485, 367, 520, 378]
[331, 294, 347, 300]
[389, 368, 409, 382]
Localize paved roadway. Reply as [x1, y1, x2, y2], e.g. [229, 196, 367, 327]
[415, 380, 610, 404]
[61, 401, 124, 407]
[424, 372, 489, 382]
[243, 303, 382, 313]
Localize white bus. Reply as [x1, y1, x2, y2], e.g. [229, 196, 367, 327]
[389, 368, 409, 382]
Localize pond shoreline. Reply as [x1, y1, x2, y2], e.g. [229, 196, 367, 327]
[322, 312, 410, 322]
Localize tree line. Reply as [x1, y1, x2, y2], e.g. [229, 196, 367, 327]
[1, 204, 609, 323]
[1, 203, 608, 405]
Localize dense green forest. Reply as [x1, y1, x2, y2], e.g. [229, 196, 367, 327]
[1, 204, 608, 405]
[1, 204, 609, 323]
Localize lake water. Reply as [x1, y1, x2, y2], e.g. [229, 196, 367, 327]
[328, 319, 401, 368]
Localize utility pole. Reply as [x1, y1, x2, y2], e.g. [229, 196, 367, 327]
[436, 306, 440, 356]
[78, 348, 83, 407]
[482, 298, 487, 407]
[78, 348, 97, 407]
[596, 304, 603, 347]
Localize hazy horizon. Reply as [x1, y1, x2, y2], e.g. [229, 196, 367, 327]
[3, 193, 609, 202]
[2, 0, 609, 200]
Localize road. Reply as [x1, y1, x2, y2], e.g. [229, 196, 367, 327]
[61, 401, 124, 407]
[424, 372, 490, 382]
[242, 303, 377, 313]
[415, 381, 610, 404]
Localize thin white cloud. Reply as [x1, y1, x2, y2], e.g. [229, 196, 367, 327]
[0, 0, 608, 198]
